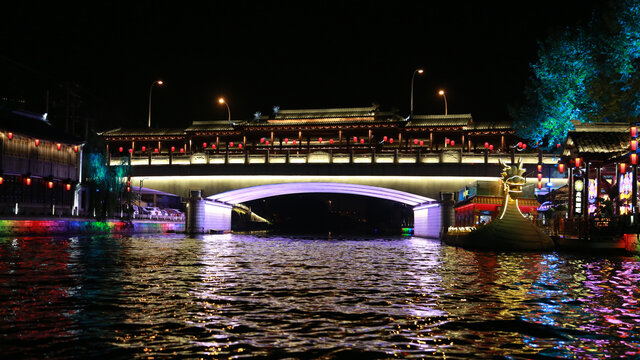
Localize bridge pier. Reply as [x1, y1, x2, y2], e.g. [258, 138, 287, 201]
[412, 192, 455, 239]
[413, 203, 441, 239]
[186, 190, 233, 234]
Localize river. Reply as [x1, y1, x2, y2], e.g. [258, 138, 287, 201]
[0, 234, 638, 359]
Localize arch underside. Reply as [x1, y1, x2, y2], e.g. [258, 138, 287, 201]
[206, 182, 436, 206]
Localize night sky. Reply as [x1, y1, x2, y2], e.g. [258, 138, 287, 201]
[2, 1, 603, 131]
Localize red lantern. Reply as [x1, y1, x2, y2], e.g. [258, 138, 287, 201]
[7, 132, 12, 140]
[238, 143, 243, 149]
[266, 140, 270, 145]
[450, 140, 455, 146]
[489, 144, 494, 151]
[575, 157, 582, 168]
[170, 146, 175, 152]
[537, 173, 543, 181]
[25, 177, 31, 186]
[318, 137, 323, 143]
[127, 186, 131, 193]
[284, 138, 289, 144]
[419, 140, 424, 146]
[65, 183, 71, 191]
[517, 142, 522, 148]
[537, 164, 543, 172]
[141, 146, 146, 152]
[353, 136, 358, 143]
[330, 138, 334, 144]
[620, 163, 627, 173]
[632, 140, 638, 151]
[203, 142, 207, 148]
[154, 148, 159, 153]
[360, 138, 365, 144]
[34, 139, 40, 146]
[229, 142, 234, 147]
[558, 163, 565, 173]
[293, 140, 297, 145]
[522, 143, 527, 149]
[414, 139, 419, 145]
[48, 181, 53, 189]
[445, 138, 450, 145]
[212, 144, 216, 149]
[180, 148, 184, 153]
[260, 138, 265, 143]
[632, 153, 638, 165]
[129, 148, 133, 154]
[73, 145, 78, 152]
[557, 143, 561, 148]
[119, 147, 123, 152]
[389, 138, 394, 144]
[383, 136, 388, 142]
[484, 142, 489, 149]
[56, 143, 61, 150]
[537, 181, 543, 189]
[631, 126, 638, 138]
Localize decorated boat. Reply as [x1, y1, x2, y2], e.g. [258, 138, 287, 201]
[444, 159, 554, 250]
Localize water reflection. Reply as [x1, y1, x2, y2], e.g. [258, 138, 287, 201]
[0, 234, 639, 358]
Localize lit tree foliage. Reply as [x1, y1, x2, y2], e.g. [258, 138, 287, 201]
[83, 133, 130, 219]
[514, 0, 640, 149]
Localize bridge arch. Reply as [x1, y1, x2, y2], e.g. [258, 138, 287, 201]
[188, 182, 443, 238]
[206, 182, 436, 206]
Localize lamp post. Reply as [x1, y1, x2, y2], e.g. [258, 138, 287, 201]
[410, 68, 424, 119]
[148, 80, 163, 128]
[218, 97, 231, 125]
[438, 90, 448, 115]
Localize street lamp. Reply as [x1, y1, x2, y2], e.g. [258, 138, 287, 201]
[148, 80, 163, 128]
[438, 89, 448, 116]
[410, 68, 424, 119]
[218, 97, 231, 125]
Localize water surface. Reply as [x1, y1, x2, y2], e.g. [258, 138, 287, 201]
[0, 234, 639, 358]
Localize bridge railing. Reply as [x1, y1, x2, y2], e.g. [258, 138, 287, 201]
[111, 150, 557, 166]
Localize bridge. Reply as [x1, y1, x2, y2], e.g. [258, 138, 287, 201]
[102, 107, 566, 237]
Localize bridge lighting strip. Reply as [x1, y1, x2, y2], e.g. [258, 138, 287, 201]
[413, 203, 441, 211]
[207, 182, 435, 206]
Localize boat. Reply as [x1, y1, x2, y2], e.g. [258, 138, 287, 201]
[444, 159, 554, 251]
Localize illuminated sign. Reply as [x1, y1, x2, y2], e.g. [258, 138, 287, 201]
[619, 172, 633, 214]
[588, 178, 598, 215]
[457, 185, 477, 202]
[574, 179, 584, 214]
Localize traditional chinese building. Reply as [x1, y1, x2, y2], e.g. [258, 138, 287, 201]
[561, 122, 630, 217]
[101, 105, 519, 163]
[0, 107, 82, 216]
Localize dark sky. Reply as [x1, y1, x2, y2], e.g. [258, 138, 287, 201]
[1, 1, 603, 130]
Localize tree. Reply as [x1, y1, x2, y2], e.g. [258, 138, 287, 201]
[82, 133, 130, 219]
[514, 0, 640, 149]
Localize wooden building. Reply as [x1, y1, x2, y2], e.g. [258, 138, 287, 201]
[0, 108, 82, 216]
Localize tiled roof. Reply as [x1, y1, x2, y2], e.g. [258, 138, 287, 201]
[466, 120, 512, 131]
[100, 128, 186, 137]
[185, 120, 236, 132]
[0, 108, 82, 144]
[563, 123, 629, 158]
[240, 106, 404, 127]
[272, 107, 378, 120]
[407, 114, 472, 127]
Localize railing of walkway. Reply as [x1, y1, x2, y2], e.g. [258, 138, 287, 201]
[112, 149, 559, 166]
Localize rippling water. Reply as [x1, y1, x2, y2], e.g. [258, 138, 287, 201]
[0, 234, 639, 359]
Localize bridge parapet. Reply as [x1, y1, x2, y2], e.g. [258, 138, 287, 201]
[116, 150, 558, 167]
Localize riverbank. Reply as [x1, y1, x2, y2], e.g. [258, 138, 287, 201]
[0, 217, 184, 236]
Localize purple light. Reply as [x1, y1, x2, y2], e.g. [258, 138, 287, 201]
[206, 182, 436, 206]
